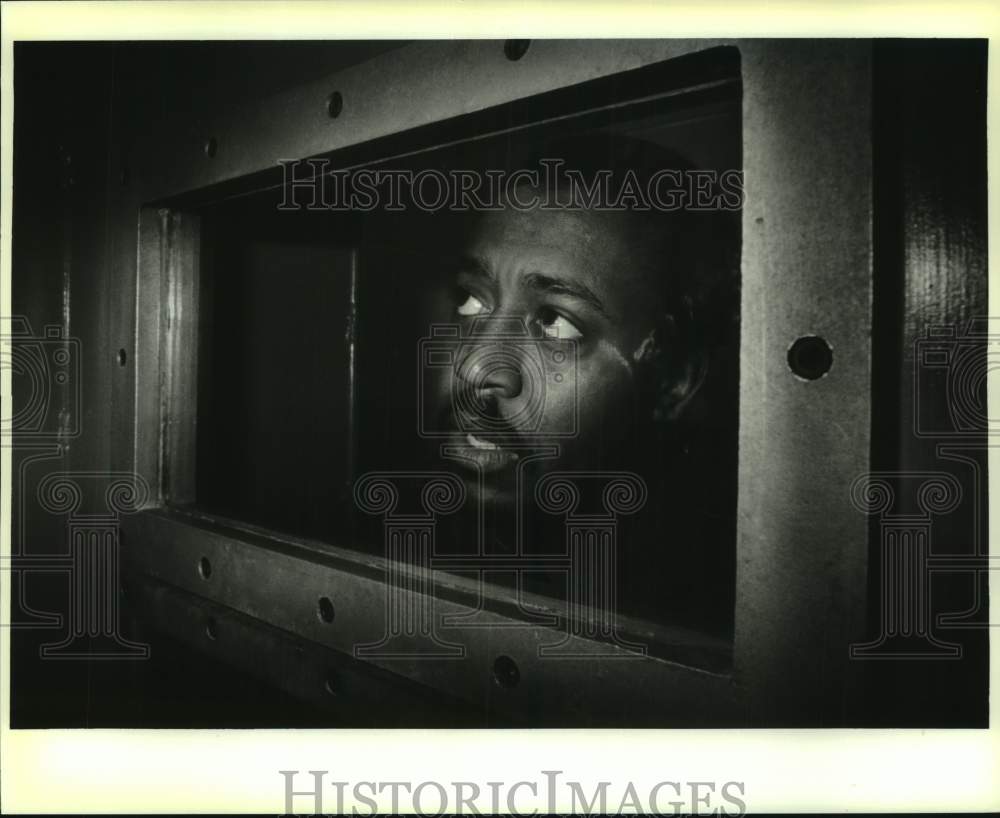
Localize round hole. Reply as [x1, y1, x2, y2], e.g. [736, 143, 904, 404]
[492, 655, 520, 689]
[324, 670, 339, 696]
[205, 617, 218, 640]
[787, 335, 834, 381]
[503, 39, 531, 61]
[116, 348, 127, 367]
[317, 596, 335, 624]
[326, 91, 343, 119]
[198, 556, 212, 580]
[203, 137, 218, 158]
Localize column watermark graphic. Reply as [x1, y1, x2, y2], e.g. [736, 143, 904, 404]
[534, 471, 647, 657]
[2, 315, 149, 659]
[31, 471, 151, 659]
[353, 471, 467, 659]
[850, 471, 964, 658]
[850, 319, 999, 660]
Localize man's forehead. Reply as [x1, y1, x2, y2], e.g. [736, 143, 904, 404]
[474, 204, 606, 246]
[461, 206, 663, 325]
[465, 210, 612, 289]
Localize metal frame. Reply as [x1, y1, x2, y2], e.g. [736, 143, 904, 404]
[114, 39, 873, 725]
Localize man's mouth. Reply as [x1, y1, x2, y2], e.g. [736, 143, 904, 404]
[464, 432, 501, 450]
[441, 428, 521, 473]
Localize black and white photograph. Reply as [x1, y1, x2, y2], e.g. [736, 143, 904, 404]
[1, 2, 997, 814]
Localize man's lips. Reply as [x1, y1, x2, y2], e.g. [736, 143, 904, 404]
[440, 428, 521, 473]
[463, 431, 502, 451]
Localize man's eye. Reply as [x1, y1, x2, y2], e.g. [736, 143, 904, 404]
[538, 308, 583, 340]
[456, 292, 491, 317]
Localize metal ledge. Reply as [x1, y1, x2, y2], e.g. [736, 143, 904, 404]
[122, 508, 738, 725]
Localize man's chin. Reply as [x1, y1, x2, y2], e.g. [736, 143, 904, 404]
[431, 440, 519, 504]
[429, 437, 577, 512]
[459, 472, 517, 509]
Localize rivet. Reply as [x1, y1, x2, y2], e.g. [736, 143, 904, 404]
[324, 670, 339, 696]
[504, 40, 531, 61]
[492, 654, 520, 688]
[326, 91, 343, 119]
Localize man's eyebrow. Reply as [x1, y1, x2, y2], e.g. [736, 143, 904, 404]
[455, 254, 611, 319]
[455, 254, 495, 281]
[523, 271, 610, 318]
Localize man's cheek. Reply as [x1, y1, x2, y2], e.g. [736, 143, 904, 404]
[418, 366, 452, 441]
[428, 365, 453, 405]
[575, 357, 632, 408]
[569, 369, 635, 443]
[537, 385, 613, 456]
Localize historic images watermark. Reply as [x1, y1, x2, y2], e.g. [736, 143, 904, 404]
[2, 315, 150, 658]
[277, 158, 746, 213]
[280, 769, 748, 816]
[850, 319, 998, 660]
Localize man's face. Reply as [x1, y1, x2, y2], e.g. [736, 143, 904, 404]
[424, 201, 664, 506]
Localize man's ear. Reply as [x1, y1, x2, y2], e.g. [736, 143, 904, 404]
[636, 301, 709, 423]
[657, 340, 708, 422]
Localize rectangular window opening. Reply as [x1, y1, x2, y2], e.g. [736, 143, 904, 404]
[156, 46, 743, 666]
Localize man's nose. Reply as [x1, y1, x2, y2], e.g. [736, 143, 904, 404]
[455, 342, 523, 400]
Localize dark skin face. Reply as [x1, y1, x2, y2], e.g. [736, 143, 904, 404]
[425, 200, 668, 507]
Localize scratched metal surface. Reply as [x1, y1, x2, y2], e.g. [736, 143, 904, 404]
[735, 40, 872, 724]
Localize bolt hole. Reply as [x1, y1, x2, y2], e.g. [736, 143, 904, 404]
[787, 335, 834, 381]
[198, 556, 212, 580]
[493, 654, 520, 689]
[504, 40, 531, 61]
[116, 348, 127, 367]
[326, 91, 343, 119]
[203, 137, 218, 158]
[324, 670, 339, 696]
[317, 596, 335, 624]
[205, 617, 218, 640]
